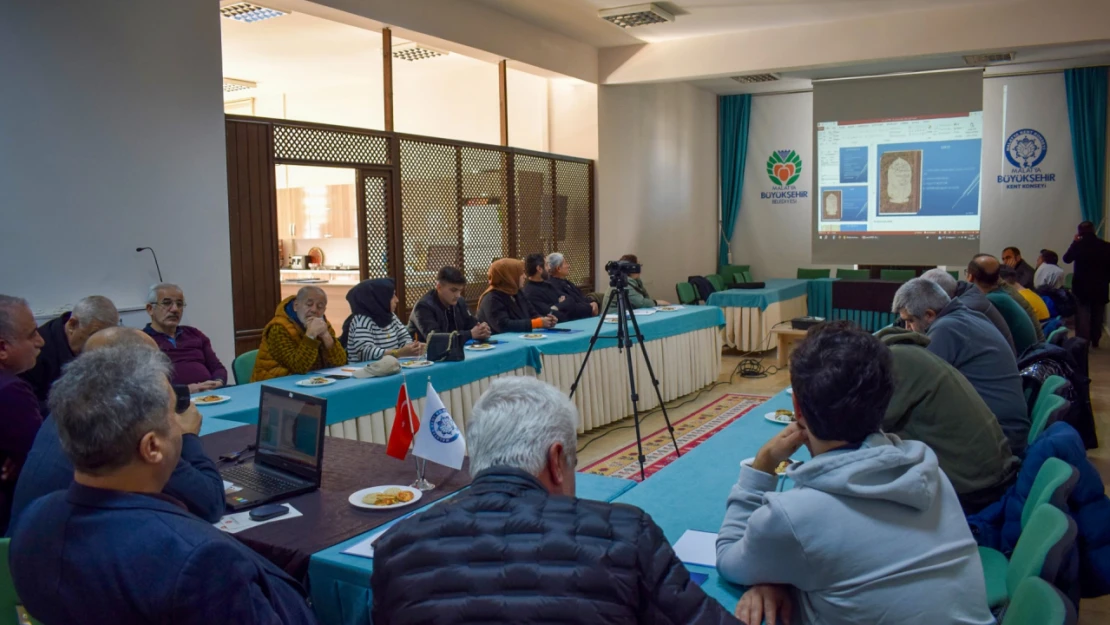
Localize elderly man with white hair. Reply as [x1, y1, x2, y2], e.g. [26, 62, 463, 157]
[371, 377, 738, 624]
[21, 295, 118, 408]
[143, 283, 227, 393]
[919, 268, 1016, 356]
[892, 279, 1030, 454]
[251, 286, 346, 382]
[546, 252, 599, 319]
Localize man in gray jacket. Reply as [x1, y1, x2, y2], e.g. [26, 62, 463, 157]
[716, 322, 993, 625]
[920, 268, 1016, 355]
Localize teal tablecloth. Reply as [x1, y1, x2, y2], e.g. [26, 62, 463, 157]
[704, 279, 809, 310]
[805, 278, 897, 332]
[613, 388, 806, 611]
[197, 416, 245, 436]
[307, 472, 637, 625]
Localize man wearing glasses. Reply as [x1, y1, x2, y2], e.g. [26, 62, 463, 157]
[143, 283, 227, 394]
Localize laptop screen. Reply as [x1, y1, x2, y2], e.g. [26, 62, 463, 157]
[256, 387, 325, 472]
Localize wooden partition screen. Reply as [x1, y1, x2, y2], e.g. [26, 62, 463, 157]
[224, 116, 596, 355]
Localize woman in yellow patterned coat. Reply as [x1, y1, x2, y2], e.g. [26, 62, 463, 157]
[251, 286, 347, 382]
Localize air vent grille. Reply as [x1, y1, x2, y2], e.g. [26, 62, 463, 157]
[599, 3, 675, 28]
[220, 2, 288, 23]
[732, 74, 780, 84]
[963, 52, 1015, 65]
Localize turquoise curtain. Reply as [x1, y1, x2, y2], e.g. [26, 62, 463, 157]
[719, 95, 752, 268]
[1065, 67, 1108, 235]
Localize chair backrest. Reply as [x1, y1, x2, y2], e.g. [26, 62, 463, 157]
[719, 264, 750, 279]
[1006, 505, 1078, 598]
[675, 282, 698, 305]
[1028, 394, 1069, 446]
[706, 274, 726, 292]
[1002, 577, 1077, 625]
[232, 349, 259, 385]
[0, 537, 37, 625]
[948, 270, 961, 281]
[1021, 458, 1080, 529]
[1047, 327, 1069, 346]
[986, 292, 1039, 355]
[880, 269, 916, 282]
[1064, 273, 1073, 289]
[797, 268, 830, 279]
[836, 268, 870, 280]
[732, 270, 754, 284]
[1031, 375, 1069, 414]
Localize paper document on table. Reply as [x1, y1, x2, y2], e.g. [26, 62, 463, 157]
[341, 529, 388, 559]
[314, 365, 362, 377]
[674, 530, 718, 568]
[214, 504, 302, 534]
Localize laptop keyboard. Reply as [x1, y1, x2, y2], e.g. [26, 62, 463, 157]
[221, 464, 306, 496]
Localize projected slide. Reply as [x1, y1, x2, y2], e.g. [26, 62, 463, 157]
[816, 112, 982, 241]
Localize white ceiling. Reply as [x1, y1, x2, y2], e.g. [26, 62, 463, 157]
[469, 0, 1024, 47]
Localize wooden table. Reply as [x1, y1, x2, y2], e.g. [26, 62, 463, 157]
[772, 327, 808, 367]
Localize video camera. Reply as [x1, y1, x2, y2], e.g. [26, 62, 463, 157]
[604, 259, 642, 288]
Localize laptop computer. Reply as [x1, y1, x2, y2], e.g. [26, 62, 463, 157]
[220, 386, 327, 512]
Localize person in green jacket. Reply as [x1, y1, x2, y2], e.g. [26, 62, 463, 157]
[602, 255, 671, 313]
[876, 326, 1020, 514]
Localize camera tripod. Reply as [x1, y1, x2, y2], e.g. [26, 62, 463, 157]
[569, 277, 680, 480]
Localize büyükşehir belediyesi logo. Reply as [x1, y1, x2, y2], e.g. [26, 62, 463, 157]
[762, 150, 807, 204]
[999, 128, 1054, 189]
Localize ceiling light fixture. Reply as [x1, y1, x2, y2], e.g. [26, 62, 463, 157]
[219, 2, 288, 24]
[223, 78, 258, 93]
[963, 52, 1015, 66]
[391, 42, 449, 62]
[599, 3, 674, 29]
[731, 74, 780, 84]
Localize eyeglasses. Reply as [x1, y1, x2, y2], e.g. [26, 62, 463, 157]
[157, 299, 186, 310]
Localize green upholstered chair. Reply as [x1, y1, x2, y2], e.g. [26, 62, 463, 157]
[676, 282, 698, 305]
[1028, 394, 1069, 446]
[986, 292, 1039, 355]
[719, 264, 750, 286]
[0, 538, 41, 625]
[880, 269, 916, 282]
[706, 274, 726, 292]
[978, 504, 1077, 609]
[797, 268, 831, 279]
[948, 270, 961, 281]
[1047, 327, 1068, 346]
[1064, 273, 1073, 290]
[1001, 577, 1077, 625]
[836, 268, 870, 280]
[732, 270, 754, 284]
[232, 349, 258, 385]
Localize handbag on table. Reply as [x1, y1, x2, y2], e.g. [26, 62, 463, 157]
[426, 331, 465, 362]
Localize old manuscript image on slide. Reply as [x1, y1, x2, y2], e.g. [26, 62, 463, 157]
[878, 150, 923, 215]
[822, 190, 842, 221]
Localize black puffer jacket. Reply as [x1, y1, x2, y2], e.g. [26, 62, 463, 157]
[371, 468, 738, 625]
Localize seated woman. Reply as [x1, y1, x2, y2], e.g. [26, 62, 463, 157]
[341, 278, 424, 361]
[476, 259, 557, 334]
[602, 254, 671, 313]
[251, 286, 347, 382]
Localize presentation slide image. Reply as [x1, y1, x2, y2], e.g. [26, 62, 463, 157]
[839, 146, 868, 184]
[875, 139, 982, 218]
[820, 186, 867, 222]
[878, 150, 923, 214]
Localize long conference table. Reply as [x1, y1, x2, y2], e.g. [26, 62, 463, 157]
[200, 385, 798, 623]
[197, 306, 724, 440]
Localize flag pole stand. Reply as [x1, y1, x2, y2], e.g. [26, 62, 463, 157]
[411, 457, 435, 491]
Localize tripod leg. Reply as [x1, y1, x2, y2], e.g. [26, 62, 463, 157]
[616, 290, 647, 481]
[626, 300, 681, 459]
[569, 288, 618, 400]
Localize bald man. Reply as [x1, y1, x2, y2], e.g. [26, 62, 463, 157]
[21, 295, 118, 410]
[967, 254, 1045, 343]
[251, 286, 346, 382]
[9, 327, 226, 526]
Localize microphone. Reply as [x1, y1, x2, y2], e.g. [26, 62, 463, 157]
[136, 247, 164, 282]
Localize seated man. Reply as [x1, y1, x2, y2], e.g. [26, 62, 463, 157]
[968, 254, 1045, 342]
[520, 253, 593, 323]
[1002, 246, 1035, 289]
[0, 295, 46, 535]
[1035, 249, 1066, 289]
[876, 326, 1020, 514]
[252, 286, 346, 382]
[545, 253, 599, 320]
[716, 322, 993, 625]
[892, 279, 1030, 454]
[10, 326, 225, 525]
[8, 345, 317, 624]
[602, 254, 671, 312]
[21, 295, 118, 409]
[920, 267, 1016, 355]
[1001, 265, 1050, 322]
[372, 377, 735, 624]
[408, 267, 491, 342]
[144, 283, 227, 393]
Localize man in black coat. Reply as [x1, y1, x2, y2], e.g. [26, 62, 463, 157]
[521, 253, 597, 322]
[1064, 221, 1110, 347]
[371, 377, 739, 625]
[1002, 247, 1035, 289]
[407, 267, 491, 343]
[20, 295, 118, 410]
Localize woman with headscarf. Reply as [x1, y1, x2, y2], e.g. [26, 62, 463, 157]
[341, 278, 424, 361]
[476, 259, 558, 335]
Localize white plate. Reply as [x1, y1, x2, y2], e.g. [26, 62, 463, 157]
[466, 343, 495, 351]
[656, 305, 684, 312]
[521, 334, 547, 340]
[296, 377, 336, 387]
[603, 314, 619, 324]
[348, 485, 423, 510]
[764, 411, 796, 425]
[400, 360, 434, 368]
[193, 394, 231, 406]
[741, 457, 796, 476]
[633, 309, 657, 316]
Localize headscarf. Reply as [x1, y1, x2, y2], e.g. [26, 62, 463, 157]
[341, 278, 395, 348]
[478, 258, 525, 309]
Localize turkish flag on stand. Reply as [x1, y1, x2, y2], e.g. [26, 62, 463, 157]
[385, 383, 420, 460]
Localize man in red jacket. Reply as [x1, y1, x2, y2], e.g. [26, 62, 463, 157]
[143, 283, 227, 393]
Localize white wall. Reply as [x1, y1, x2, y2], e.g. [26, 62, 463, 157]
[598, 83, 718, 301]
[1, 0, 235, 367]
[550, 80, 599, 160]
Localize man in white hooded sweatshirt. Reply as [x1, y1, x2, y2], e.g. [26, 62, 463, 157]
[716, 321, 994, 625]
